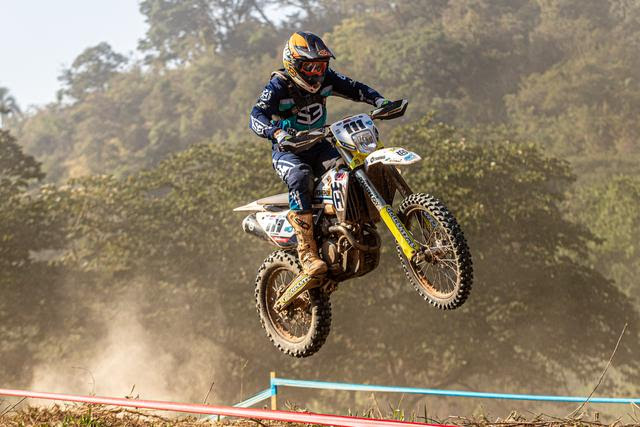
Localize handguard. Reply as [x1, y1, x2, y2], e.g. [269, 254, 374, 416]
[278, 130, 326, 154]
[371, 99, 408, 121]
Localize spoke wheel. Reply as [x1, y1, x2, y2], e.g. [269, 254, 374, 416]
[397, 193, 473, 309]
[265, 267, 312, 342]
[255, 250, 331, 357]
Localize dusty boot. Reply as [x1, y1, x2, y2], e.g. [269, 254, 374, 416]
[287, 210, 328, 276]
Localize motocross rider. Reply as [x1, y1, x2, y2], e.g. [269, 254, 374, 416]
[249, 31, 389, 276]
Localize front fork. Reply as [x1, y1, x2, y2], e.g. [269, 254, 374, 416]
[352, 168, 420, 260]
[336, 146, 420, 260]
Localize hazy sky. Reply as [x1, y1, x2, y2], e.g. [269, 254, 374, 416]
[1, 1, 147, 109]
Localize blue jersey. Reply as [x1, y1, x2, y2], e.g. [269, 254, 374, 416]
[249, 69, 384, 141]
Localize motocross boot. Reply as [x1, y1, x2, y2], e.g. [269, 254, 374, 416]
[287, 210, 328, 276]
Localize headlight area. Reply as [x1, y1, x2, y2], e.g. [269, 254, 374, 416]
[352, 129, 378, 153]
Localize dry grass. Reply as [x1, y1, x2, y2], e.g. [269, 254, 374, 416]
[0, 404, 304, 427]
[444, 411, 640, 427]
[0, 405, 639, 427]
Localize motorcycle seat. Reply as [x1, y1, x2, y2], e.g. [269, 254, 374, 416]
[256, 193, 289, 206]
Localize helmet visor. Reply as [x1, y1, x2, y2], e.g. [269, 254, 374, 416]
[299, 61, 328, 77]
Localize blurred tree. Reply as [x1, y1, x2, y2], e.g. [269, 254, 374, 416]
[0, 130, 67, 387]
[569, 176, 640, 301]
[58, 42, 128, 102]
[138, 0, 218, 65]
[0, 87, 21, 128]
[440, 0, 540, 122]
[507, 0, 640, 156]
[0, 129, 65, 293]
[138, 0, 281, 64]
[506, 48, 640, 156]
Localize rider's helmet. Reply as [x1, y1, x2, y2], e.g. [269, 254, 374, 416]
[283, 31, 335, 94]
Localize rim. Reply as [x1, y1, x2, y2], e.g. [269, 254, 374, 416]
[404, 207, 460, 299]
[265, 266, 313, 342]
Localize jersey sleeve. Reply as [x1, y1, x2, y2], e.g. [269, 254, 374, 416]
[249, 78, 285, 140]
[326, 68, 384, 106]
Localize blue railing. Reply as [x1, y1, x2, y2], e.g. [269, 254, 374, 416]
[230, 374, 640, 409]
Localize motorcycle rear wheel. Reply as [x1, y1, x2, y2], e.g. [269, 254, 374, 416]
[397, 193, 473, 309]
[255, 250, 331, 357]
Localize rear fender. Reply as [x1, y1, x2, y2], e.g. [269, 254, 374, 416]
[234, 201, 267, 212]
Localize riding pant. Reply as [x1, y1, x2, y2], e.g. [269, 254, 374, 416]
[271, 141, 340, 211]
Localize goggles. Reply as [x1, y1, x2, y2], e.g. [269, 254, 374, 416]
[299, 61, 328, 77]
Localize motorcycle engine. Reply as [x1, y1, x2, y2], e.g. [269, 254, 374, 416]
[320, 237, 342, 272]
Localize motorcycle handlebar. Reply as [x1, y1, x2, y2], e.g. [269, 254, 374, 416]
[282, 99, 408, 152]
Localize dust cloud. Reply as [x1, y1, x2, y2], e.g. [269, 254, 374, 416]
[27, 283, 223, 404]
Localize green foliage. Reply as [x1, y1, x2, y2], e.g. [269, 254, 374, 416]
[0, 130, 60, 269]
[51, 139, 279, 277]
[0, 131, 67, 387]
[0, 87, 21, 128]
[506, 53, 640, 156]
[390, 116, 585, 258]
[569, 175, 640, 300]
[58, 42, 128, 102]
[15, 116, 637, 399]
[138, 0, 217, 65]
[138, 0, 283, 65]
[0, 130, 43, 185]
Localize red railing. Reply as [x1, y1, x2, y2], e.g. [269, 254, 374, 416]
[0, 388, 451, 427]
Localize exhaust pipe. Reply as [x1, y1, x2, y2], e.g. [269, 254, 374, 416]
[242, 214, 272, 243]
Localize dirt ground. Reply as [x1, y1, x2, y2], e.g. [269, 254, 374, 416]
[0, 404, 638, 426]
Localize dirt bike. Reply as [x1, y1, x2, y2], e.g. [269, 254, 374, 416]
[234, 100, 473, 357]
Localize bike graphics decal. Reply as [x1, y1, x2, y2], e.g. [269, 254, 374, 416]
[314, 187, 331, 199]
[256, 212, 295, 246]
[314, 173, 333, 202]
[331, 182, 345, 210]
[365, 148, 422, 168]
[330, 113, 377, 152]
[330, 170, 349, 212]
[343, 119, 366, 134]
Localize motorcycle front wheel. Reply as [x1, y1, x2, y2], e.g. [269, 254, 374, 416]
[397, 193, 473, 309]
[255, 250, 331, 357]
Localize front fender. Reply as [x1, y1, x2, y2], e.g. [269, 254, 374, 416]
[364, 147, 421, 170]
